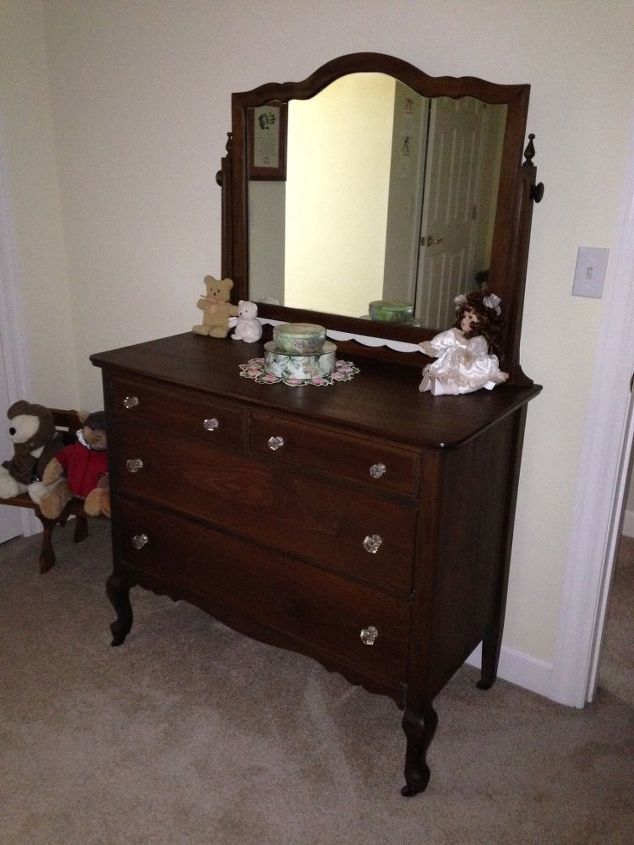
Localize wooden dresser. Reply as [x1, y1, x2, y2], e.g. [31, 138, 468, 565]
[91, 331, 541, 795]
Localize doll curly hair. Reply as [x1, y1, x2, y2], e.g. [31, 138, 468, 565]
[454, 289, 504, 358]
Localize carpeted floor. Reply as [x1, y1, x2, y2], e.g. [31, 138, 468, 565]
[1, 522, 632, 845]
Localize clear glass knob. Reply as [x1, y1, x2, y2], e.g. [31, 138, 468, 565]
[123, 395, 139, 409]
[268, 435, 285, 451]
[131, 533, 149, 550]
[126, 458, 144, 473]
[360, 625, 379, 646]
[363, 534, 383, 554]
[203, 417, 220, 432]
[369, 462, 387, 479]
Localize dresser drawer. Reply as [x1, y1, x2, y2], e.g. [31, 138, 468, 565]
[110, 375, 244, 449]
[114, 420, 416, 593]
[116, 497, 411, 685]
[251, 413, 419, 496]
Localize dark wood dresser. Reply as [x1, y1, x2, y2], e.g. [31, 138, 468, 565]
[91, 331, 541, 795]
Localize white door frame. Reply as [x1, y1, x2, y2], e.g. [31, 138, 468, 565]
[0, 114, 36, 537]
[550, 116, 634, 707]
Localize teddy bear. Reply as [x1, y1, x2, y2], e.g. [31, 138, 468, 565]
[0, 401, 65, 499]
[84, 473, 110, 518]
[192, 275, 239, 338]
[231, 300, 262, 343]
[35, 411, 109, 519]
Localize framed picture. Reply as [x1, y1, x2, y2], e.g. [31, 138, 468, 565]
[248, 103, 287, 180]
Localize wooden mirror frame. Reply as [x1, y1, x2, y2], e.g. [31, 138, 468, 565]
[217, 53, 542, 384]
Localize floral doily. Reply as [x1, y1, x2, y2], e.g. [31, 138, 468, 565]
[239, 357, 360, 387]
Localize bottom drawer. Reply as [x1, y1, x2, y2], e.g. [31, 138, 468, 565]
[115, 497, 411, 686]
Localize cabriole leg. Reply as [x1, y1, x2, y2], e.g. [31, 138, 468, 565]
[401, 703, 438, 797]
[106, 571, 133, 646]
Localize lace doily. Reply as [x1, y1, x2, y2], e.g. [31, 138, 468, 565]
[239, 357, 360, 387]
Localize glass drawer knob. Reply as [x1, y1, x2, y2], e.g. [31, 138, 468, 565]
[363, 534, 383, 554]
[203, 417, 220, 432]
[360, 625, 379, 646]
[268, 435, 285, 451]
[126, 458, 144, 473]
[131, 533, 149, 550]
[369, 462, 387, 479]
[123, 395, 139, 409]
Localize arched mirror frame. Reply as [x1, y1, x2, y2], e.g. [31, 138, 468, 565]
[218, 53, 541, 384]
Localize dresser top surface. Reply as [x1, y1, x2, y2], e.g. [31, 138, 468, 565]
[91, 333, 541, 450]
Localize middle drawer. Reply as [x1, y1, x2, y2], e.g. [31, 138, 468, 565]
[115, 420, 417, 594]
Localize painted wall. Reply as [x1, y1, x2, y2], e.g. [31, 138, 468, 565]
[0, 1, 78, 406]
[4, 0, 634, 682]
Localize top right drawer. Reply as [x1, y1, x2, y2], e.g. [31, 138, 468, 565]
[251, 412, 420, 497]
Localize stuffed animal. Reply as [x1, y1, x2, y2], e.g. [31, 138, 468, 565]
[84, 472, 110, 518]
[192, 275, 239, 338]
[231, 300, 262, 343]
[36, 411, 109, 519]
[0, 401, 64, 499]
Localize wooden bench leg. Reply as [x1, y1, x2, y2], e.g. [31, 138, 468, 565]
[36, 514, 57, 574]
[73, 514, 89, 544]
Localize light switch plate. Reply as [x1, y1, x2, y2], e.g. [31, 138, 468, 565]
[572, 246, 609, 299]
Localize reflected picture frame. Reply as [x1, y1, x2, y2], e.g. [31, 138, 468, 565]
[248, 102, 288, 180]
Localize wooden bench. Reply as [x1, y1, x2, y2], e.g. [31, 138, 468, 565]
[1, 409, 93, 573]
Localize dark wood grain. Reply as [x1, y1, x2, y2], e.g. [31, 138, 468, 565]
[115, 417, 417, 593]
[94, 334, 539, 795]
[91, 333, 540, 450]
[114, 495, 411, 688]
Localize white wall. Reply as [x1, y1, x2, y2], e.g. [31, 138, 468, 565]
[3, 0, 634, 685]
[0, 1, 78, 407]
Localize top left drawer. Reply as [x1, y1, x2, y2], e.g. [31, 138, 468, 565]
[110, 375, 245, 449]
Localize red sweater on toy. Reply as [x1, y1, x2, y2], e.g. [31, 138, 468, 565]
[56, 442, 108, 498]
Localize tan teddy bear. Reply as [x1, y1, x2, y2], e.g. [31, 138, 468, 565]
[192, 275, 239, 338]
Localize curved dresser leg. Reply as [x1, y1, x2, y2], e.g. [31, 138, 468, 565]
[401, 703, 438, 797]
[106, 572, 133, 646]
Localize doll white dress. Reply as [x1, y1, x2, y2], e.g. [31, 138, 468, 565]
[419, 328, 508, 396]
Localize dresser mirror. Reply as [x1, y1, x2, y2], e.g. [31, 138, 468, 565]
[221, 52, 541, 379]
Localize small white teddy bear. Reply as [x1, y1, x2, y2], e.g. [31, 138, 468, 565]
[231, 300, 262, 343]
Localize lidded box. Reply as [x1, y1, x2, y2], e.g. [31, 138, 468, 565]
[273, 323, 326, 354]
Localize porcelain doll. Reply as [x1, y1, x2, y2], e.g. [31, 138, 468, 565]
[419, 290, 509, 396]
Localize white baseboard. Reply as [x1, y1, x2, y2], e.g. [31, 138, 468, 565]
[621, 508, 634, 537]
[467, 643, 554, 700]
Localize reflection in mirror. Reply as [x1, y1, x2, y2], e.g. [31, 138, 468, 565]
[248, 73, 507, 330]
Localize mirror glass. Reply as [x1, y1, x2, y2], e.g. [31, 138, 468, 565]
[247, 73, 507, 329]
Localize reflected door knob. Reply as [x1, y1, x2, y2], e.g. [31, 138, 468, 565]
[123, 395, 140, 409]
[203, 418, 220, 432]
[268, 435, 285, 451]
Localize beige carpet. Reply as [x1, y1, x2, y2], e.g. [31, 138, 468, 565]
[1, 522, 632, 845]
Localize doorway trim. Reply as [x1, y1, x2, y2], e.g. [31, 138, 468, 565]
[549, 117, 634, 708]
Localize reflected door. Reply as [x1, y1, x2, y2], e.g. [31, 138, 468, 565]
[415, 97, 495, 328]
